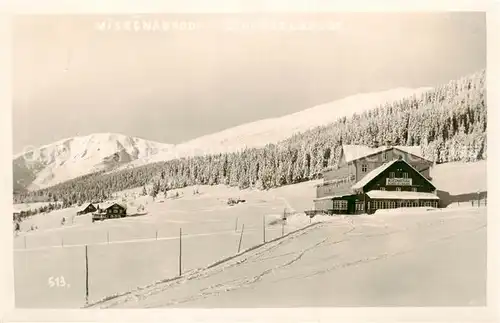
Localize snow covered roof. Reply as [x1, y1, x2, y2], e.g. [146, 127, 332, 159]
[313, 193, 354, 201]
[342, 145, 388, 163]
[341, 145, 430, 163]
[394, 145, 427, 161]
[366, 190, 439, 200]
[99, 202, 127, 210]
[78, 203, 95, 211]
[351, 160, 400, 190]
[351, 158, 435, 191]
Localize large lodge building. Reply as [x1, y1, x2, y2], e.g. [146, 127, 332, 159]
[313, 144, 440, 214]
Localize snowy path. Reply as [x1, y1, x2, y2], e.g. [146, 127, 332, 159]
[89, 208, 486, 308]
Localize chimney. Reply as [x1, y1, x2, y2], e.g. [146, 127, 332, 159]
[369, 140, 379, 148]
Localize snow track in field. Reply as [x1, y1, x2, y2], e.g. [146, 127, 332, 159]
[86, 222, 327, 308]
[87, 208, 486, 308]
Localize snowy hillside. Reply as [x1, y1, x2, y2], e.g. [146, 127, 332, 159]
[13, 133, 175, 191]
[431, 160, 487, 196]
[120, 87, 433, 168]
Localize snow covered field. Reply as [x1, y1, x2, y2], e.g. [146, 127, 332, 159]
[13, 181, 318, 308]
[13, 161, 487, 308]
[90, 206, 487, 308]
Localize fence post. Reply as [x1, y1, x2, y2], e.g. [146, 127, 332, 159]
[85, 245, 89, 305]
[237, 224, 245, 253]
[235, 217, 238, 232]
[263, 215, 266, 243]
[156, 229, 158, 240]
[107, 231, 109, 244]
[178, 228, 182, 277]
[24, 236, 27, 249]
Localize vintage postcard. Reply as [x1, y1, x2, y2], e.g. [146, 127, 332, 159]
[1, 2, 498, 323]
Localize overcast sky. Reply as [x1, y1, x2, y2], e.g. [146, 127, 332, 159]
[12, 12, 485, 153]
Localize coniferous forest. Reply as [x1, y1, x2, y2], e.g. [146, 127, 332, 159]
[14, 70, 486, 208]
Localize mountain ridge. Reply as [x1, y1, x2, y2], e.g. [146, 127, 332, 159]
[13, 133, 175, 192]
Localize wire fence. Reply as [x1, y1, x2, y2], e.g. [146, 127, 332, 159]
[14, 209, 299, 308]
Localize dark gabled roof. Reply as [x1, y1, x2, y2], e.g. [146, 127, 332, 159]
[351, 160, 400, 190]
[351, 159, 436, 192]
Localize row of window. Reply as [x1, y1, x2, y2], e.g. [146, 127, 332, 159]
[369, 200, 438, 209]
[389, 172, 409, 178]
[333, 200, 348, 210]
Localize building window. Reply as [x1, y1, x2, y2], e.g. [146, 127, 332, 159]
[355, 202, 364, 211]
[396, 187, 401, 191]
[412, 187, 417, 192]
[361, 164, 367, 172]
[389, 172, 395, 178]
[423, 201, 438, 208]
[333, 200, 348, 210]
[402, 172, 408, 178]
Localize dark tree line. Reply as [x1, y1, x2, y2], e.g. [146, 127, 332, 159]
[14, 69, 486, 207]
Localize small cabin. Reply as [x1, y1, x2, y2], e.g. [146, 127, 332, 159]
[104, 203, 127, 218]
[77, 203, 97, 215]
